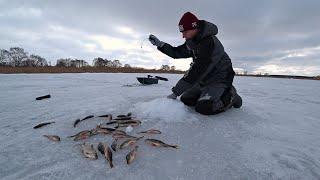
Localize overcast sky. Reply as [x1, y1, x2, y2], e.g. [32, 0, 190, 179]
[1, 0, 319, 75]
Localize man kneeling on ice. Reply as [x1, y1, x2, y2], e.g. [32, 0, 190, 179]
[149, 12, 242, 115]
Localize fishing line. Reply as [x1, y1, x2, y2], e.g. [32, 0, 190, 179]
[140, 37, 149, 49]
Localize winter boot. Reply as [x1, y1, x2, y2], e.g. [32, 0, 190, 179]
[230, 86, 242, 108]
[220, 87, 233, 111]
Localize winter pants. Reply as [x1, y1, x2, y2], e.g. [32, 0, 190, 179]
[180, 84, 228, 115]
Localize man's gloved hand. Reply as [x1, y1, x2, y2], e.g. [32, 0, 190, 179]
[149, 34, 165, 47]
[167, 93, 177, 99]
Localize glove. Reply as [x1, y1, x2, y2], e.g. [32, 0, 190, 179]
[167, 93, 177, 99]
[149, 34, 165, 47]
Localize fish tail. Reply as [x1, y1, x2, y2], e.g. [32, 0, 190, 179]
[169, 145, 179, 149]
[109, 162, 114, 168]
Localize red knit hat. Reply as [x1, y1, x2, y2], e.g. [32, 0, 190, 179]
[178, 12, 199, 32]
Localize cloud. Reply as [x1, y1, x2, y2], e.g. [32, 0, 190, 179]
[0, 0, 319, 75]
[254, 64, 320, 76]
[0, 7, 42, 18]
[116, 26, 141, 39]
[89, 35, 138, 51]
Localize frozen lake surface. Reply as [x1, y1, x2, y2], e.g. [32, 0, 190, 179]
[0, 73, 319, 180]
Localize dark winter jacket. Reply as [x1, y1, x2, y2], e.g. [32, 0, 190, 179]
[158, 20, 235, 96]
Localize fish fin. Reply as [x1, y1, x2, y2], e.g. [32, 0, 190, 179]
[137, 136, 144, 141]
[97, 145, 105, 155]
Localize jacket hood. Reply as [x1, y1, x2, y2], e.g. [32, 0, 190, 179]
[194, 20, 218, 41]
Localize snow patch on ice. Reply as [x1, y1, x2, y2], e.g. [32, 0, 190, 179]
[132, 98, 198, 123]
[125, 125, 133, 133]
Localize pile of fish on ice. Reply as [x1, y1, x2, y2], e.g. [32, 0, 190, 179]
[33, 112, 179, 169]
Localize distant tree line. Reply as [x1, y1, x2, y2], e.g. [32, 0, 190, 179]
[0, 47, 178, 71]
[56, 58, 89, 68]
[160, 65, 176, 71]
[0, 47, 48, 67]
[92, 57, 122, 68]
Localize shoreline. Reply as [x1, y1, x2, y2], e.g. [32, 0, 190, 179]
[0, 67, 319, 81]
